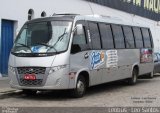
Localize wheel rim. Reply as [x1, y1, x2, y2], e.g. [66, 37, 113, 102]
[77, 80, 85, 94]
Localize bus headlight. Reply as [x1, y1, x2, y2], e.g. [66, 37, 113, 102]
[9, 66, 16, 74]
[49, 65, 67, 74]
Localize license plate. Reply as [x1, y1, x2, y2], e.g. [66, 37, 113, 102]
[24, 74, 36, 80]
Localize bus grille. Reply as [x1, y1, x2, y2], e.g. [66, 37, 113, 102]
[20, 79, 43, 86]
[17, 67, 46, 74]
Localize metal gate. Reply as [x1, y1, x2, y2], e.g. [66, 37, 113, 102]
[0, 20, 14, 75]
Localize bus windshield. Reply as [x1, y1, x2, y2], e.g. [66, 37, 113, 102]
[12, 21, 72, 55]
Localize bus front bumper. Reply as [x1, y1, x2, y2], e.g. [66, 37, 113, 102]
[9, 67, 76, 90]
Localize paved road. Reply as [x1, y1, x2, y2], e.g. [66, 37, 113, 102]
[0, 75, 160, 107]
[0, 77, 15, 93]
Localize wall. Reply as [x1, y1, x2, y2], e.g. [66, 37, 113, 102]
[0, 0, 160, 75]
[0, 0, 93, 76]
[0, 0, 92, 32]
[0, 0, 159, 50]
[88, 2, 160, 52]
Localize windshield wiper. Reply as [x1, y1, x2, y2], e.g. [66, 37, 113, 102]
[34, 42, 51, 47]
[33, 28, 67, 53]
[16, 43, 32, 52]
[34, 42, 58, 53]
[47, 28, 67, 51]
[56, 28, 67, 42]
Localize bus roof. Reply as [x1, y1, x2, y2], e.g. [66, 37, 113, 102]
[75, 15, 149, 28]
[26, 14, 76, 24]
[26, 14, 149, 28]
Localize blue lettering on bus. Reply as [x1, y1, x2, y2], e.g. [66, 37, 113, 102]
[90, 51, 105, 69]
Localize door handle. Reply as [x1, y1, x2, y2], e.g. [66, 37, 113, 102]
[84, 53, 89, 59]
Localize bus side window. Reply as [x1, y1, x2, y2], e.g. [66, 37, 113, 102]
[148, 29, 153, 48]
[132, 27, 144, 48]
[71, 24, 87, 54]
[111, 24, 125, 49]
[88, 22, 101, 49]
[99, 23, 114, 49]
[141, 28, 151, 48]
[123, 26, 135, 48]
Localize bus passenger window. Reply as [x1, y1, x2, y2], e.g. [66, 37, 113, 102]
[99, 24, 114, 49]
[123, 26, 135, 48]
[89, 22, 101, 49]
[141, 28, 151, 48]
[112, 25, 125, 49]
[132, 27, 144, 48]
[71, 24, 87, 53]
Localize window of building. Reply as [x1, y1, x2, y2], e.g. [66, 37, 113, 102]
[89, 22, 101, 49]
[28, 9, 34, 20]
[111, 24, 125, 49]
[132, 27, 144, 48]
[99, 23, 114, 49]
[123, 26, 135, 48]
[141, 28, 151, 48]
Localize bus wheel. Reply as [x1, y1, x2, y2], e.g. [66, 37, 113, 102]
[22, 89, 37, 95]
[71, 75, 86, 98]
[127, 68, 138, 85]
[148, 72, 154, 78]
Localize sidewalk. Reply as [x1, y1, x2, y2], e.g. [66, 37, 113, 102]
[0, 77, 15, 93]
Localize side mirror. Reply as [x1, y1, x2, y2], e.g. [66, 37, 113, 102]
[71, 44, 81, 54]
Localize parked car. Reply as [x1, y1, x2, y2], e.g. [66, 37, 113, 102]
[154, 53, 160, 74]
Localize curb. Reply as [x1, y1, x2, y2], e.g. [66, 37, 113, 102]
[0, 88, 15, 93]
[0, 77, 9, 81]
[0, 76, 13, 93]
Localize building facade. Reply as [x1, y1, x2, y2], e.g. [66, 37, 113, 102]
[0, 0, 160, 76]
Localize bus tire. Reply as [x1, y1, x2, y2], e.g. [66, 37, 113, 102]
[127, 68, 138, 85]
[22, 89, 37, 95]
[71, 75, 86, 98]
